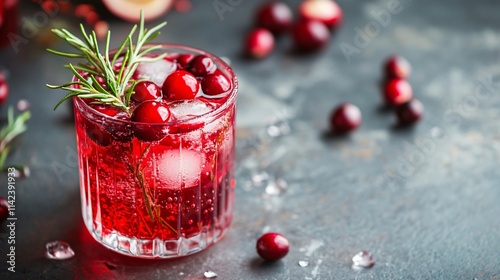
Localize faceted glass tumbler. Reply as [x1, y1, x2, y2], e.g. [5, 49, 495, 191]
[73, 44, 237, 258]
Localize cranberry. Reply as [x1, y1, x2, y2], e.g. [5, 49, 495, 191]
[177, 53, 195, 69]
[256, 232, 290, 261]
[396, 98, 424, 125]
[330, 103, 362, 133]
[0, 197, 9, 223]
[189, 55, 217, 77]
[383, 78, 413, 106]
[201, 70, 231, 96]
[385, 55, 411, 79]
[86, 104, 122, 146]
[255, 2, 293, 34]
[245, 28, 275, 59]
[131, 101, 171, 142]
[132, 81, 162, 103]
[0, 75, 9, 106]
[299, 0, 343, 30]
[292, 20, 330, 52]
[162, 70, 200, 100]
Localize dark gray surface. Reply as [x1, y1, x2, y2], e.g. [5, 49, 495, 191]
[1, 0, 500, 279]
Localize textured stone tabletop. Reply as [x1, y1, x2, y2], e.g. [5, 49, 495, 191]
[1, 0, 499, 279]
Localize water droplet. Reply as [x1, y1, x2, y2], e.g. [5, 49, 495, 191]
[190, 203, 196, 209]
[204, 270, 217, 278]
[188, 219, 193, 225]
[251, 171, 270, 187]
[265, 178, 287, 196]
[46, 241, 75, 260]
[206, 199, 212, 205]
[179, 272, 184, 276]
[167, 197, 173, 203]
[17, 99, 30, 112]
[267, 119, 291, 138]
[298, 260, 310, 267]
[352, 250, 375, 268]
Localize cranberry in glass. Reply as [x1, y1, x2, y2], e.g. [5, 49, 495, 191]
[299, 0, 343, 30]
[189, 55, 217, 77]
[162, 70, 200, 100]
[245, 28, 275, 59]
[86, 104, 122, 146]
[202, 70, 231, 96]
[131, 101, 171, 142]
[256, 232, 290, 261]
[330, 103, 362, 133]
[385, 55, 411, 79]
[177, 53, 195, 69]
[0, 75, 8, 106]
[396, 98, 424, 125]
[0, 197, 9, 223]
[383, 78, 413, 106]
[292, 20, 330, 52]
[132, 81, 162, 103]
[255, 2, 293, 34]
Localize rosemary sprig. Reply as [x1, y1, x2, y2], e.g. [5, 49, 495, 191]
[46, 11, 167, 114]
[0, 107, 31, 170]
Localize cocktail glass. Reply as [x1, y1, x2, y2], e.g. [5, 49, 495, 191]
[73, 44, 237, 258]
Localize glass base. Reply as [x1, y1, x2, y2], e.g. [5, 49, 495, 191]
[83, 215, 228, 259]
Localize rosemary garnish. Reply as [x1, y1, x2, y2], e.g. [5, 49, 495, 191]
[46, 11, 167, 114]
[0, 107, 31, 171]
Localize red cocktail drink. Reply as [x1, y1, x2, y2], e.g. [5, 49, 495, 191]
[73, 45, 237, 258]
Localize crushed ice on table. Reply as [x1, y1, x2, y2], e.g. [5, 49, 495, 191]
[168, 99, 214, 120]
[137, 59, 177, 85]
[266, 119, 291, 138]
[265, 178, 287, 196]
[17, 99, 30, 111]
[46, 241, 75, 260]
[204, 270, 218, 278]
[251, 171, 270, 187]
[352, 250, 375, 268]
[298, 260, 310, 267]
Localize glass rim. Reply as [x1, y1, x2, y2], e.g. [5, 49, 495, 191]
[73, 43, 238, 126]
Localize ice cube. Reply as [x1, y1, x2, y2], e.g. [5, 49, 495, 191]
[169, 100, 215, 121]
[137, 59, 177, 86]
[158, 149, 203, 189]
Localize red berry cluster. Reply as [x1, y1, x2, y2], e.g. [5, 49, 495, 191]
[245, 0, 343, 58]
[85, 54, 232, 145]
[383, 55, 424, 126]
[329, 56, 424, 133]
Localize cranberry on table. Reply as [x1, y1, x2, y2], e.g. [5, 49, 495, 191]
[177, 53, 195, 69]
[132, 81, 162, 103]
[245, 28, 275, 59]
[256, 232, 290, 261]
[396, 98, 424, 125]
[131, 101, 171, 141]
[189, 55, 217, 77]
[292, 20, 330, 52]
[383, 78, 413, 106]
[385, 55, 411, 79]
[0, 75, 9, 106]
[255, 1, 293, 34]
[162, 70, 200, 100]
[0, 197, 9, 223]
[299, 0, 343, 30]
[330, 103, 362, 133]
[202, 70, 231, 96]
